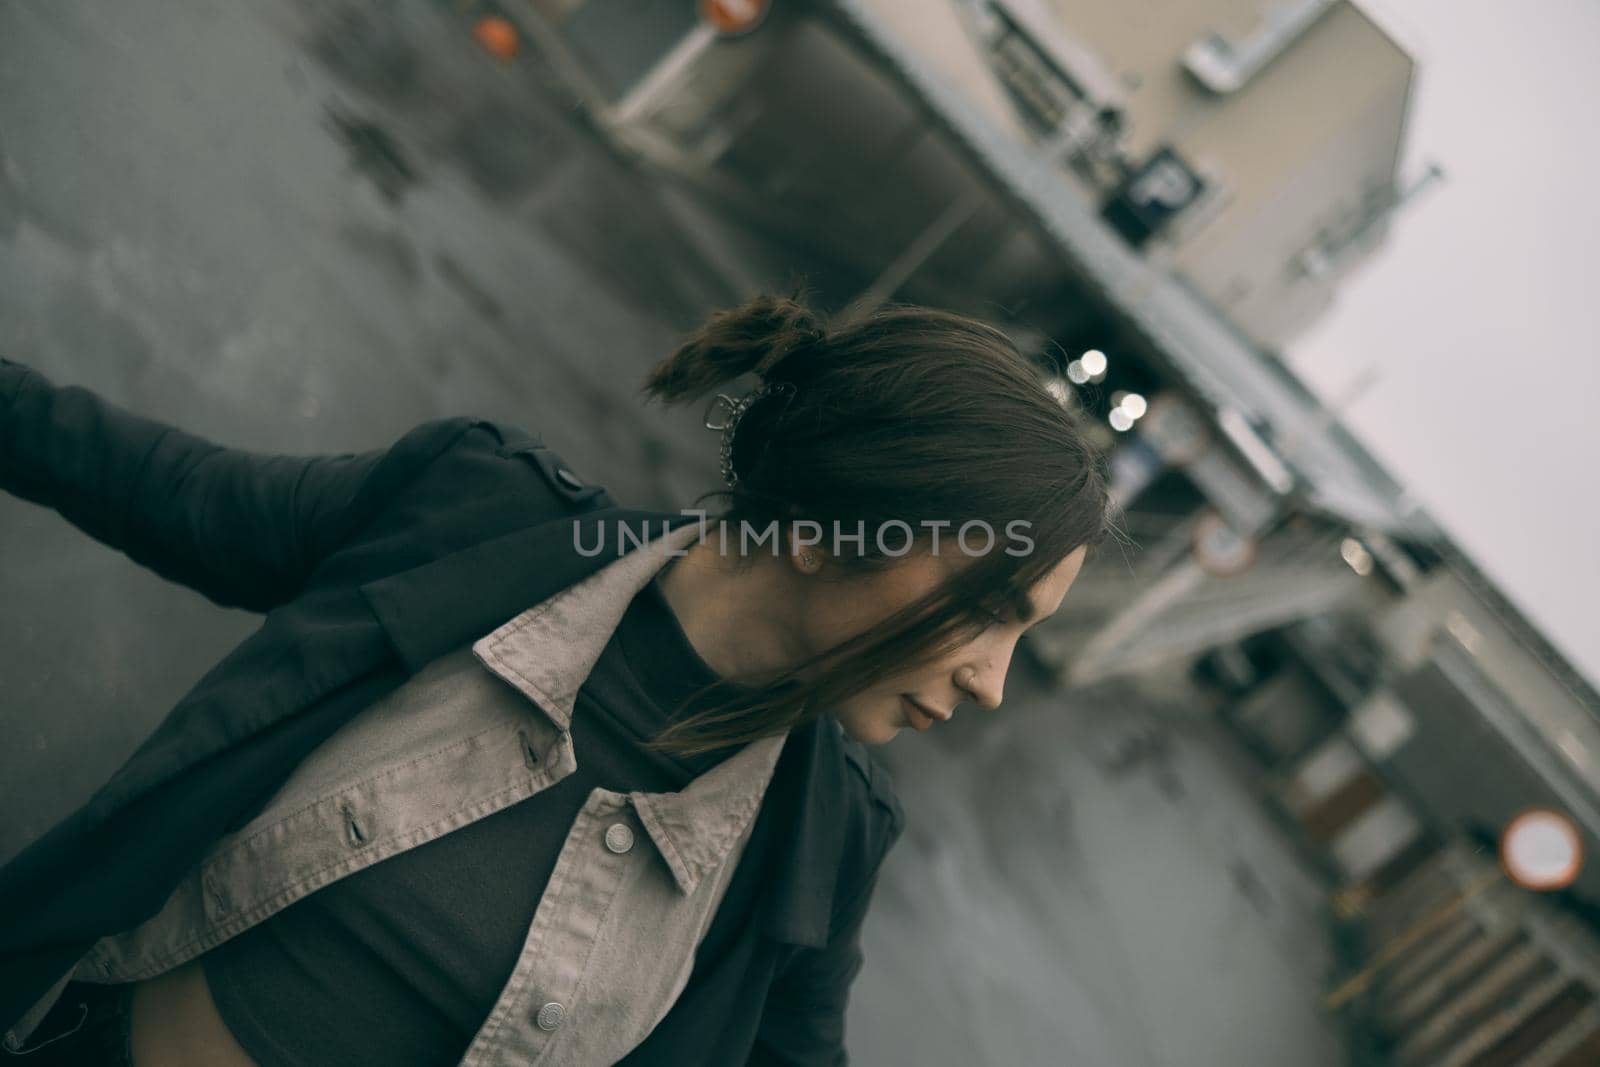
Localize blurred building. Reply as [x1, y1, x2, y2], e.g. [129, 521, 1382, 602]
[968, 0, 1423, 350]
[1068, 369, 1600, 1061]
[517, 0, 1429, 350]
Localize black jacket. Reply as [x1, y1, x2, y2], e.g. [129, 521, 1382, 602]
[0, 359, 905, 1063]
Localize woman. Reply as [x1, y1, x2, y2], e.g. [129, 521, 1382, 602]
[0, 293, 1110, 1065]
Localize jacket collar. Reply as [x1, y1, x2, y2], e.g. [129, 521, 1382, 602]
[470, 518, 701, 729]
[470, 518, 787, 898]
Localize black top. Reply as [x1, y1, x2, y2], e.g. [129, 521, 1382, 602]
[202, 574, 761, 1067]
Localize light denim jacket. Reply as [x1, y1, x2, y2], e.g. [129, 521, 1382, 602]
[37, 520, 787, 1065]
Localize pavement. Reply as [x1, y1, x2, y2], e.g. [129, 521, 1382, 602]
[852, 665, 1347, 1065]
[0, 2, 1346, 1063]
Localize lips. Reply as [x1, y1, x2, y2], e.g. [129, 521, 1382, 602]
[901, 695, 949, 730]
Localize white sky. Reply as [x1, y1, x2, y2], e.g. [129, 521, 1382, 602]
[1286, 0, 1600, 691]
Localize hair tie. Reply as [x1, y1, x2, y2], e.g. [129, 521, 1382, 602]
[703, 380, 798, 489]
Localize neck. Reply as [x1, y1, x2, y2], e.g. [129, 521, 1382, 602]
[654, 534, 808, 687]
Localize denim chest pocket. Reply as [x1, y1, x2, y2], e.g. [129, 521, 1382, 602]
[199, 715, 567, 926]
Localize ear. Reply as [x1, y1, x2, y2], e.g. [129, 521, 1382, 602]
[785, 521, 826, 574]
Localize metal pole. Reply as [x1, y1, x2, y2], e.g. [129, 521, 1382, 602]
[839, 189, 985, 325]
[611, 24, 720, 127]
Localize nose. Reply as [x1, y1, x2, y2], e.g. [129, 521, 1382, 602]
[956, 659, 1007, 711]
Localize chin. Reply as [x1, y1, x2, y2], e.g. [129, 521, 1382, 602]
[837, 716, 899, 746]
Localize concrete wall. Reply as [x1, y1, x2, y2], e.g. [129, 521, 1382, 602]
[1043, 0, 1414, 348]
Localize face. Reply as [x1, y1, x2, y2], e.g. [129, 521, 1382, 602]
[790, 543, 1088, 745]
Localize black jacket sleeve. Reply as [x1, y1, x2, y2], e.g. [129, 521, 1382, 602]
[0, 358, 468, 612]
[746, 867, 890, 1066]
[747, 786, 906, 1066]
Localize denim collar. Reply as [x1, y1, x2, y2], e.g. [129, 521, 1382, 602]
[470, 519, 787, 897]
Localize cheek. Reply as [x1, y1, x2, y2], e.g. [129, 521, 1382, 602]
[807, 564, 943, 641]
[796, 597, 894, 660]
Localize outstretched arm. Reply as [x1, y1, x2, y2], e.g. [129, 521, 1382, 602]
[0, 358, 468, 612]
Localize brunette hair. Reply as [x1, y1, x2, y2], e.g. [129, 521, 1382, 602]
[638, 291, 1113, 755]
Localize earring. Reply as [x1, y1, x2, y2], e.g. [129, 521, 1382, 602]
[801, 553, 816, 566]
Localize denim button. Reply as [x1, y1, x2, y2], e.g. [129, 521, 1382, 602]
[604, 822, 634, 854]
[536, 1001, 565, 1031]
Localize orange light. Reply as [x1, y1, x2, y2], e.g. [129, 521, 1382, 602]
[1500, 807, 1584, 892]
[472, 16, 521, 62]
[700, 0, 771, 36]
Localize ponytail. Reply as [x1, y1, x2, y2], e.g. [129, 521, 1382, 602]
[639, 292, 826, 406]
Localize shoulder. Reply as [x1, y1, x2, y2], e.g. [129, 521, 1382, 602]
[378, 415, 609, 510]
